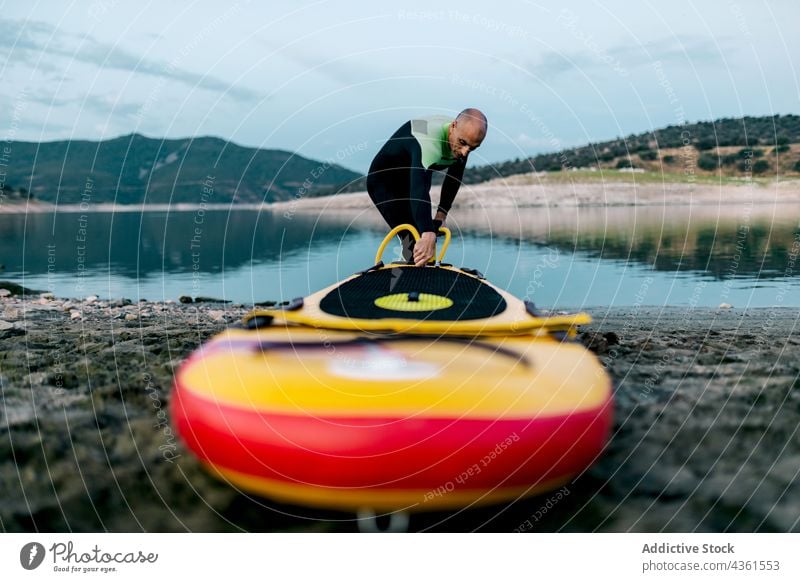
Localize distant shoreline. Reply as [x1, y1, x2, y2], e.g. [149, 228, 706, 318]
[0, 202, 270, 214]
[3, 173, 800, 214]
[270, 173, 800, 214]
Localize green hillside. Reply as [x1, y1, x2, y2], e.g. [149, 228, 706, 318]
[463, 114, 800, 183]
[314, 114, 800, 197]
[1, 134, 360, 204]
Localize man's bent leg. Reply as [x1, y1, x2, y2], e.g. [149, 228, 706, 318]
[367, 182, 416, 262]
[398, 232, 415, 262]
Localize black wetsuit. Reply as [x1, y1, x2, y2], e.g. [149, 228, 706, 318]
[367, 115, 466, 236]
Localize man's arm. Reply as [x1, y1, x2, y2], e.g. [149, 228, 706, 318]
[406, 143, 438, 266]
[438, 160, 466, 218]
[408, 143, 435, 234]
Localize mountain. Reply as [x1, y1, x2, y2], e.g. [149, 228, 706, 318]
[5, 114, 799, 206]
[1, 134, 361, 204]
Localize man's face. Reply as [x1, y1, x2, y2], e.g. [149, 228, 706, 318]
[448, 120, 486, 161]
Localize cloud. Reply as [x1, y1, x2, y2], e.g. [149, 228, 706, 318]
[258, 37, 376, 89]
[528, 35, 730, 80]
[0, 18, 260, 102]
[514, 133, 558, 149]
[84, 95, 143, 118]
[22, 91, 143, 121]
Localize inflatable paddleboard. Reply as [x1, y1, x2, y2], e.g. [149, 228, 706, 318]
[172, 225, 613, 513]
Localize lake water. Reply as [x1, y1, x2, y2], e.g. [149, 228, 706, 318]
[2, 204, 800, 308]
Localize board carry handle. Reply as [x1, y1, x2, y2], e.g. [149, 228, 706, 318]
[436, 226, 452, 264]
[374, 223, 452, 265]
[374, 224, 420, 264]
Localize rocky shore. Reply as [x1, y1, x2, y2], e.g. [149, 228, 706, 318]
[1, 289, 798, 532]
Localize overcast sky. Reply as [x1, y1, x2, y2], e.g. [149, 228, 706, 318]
[1, 0, 798, 172]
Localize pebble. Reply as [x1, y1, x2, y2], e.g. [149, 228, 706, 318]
[580, 331, 619, 355]
[25, 304, 60, 313]
[85, 295, 99, 303]
[0, 320, 13, 331]
[208, 310, 225, 322]
[124, 313, 138, 321]
[69, 310, 82, 320]
[719, 303, 733, 309]
[0, 289, 10, 297]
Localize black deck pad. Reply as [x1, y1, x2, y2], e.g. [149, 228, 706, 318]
[319, 267, 507, 321]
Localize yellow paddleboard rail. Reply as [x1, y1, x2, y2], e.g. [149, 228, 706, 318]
[243, 308, 591, 336]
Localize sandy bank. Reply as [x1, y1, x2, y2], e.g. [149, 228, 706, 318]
[271, 175, 800, 215]
[4, 175, 800, 215]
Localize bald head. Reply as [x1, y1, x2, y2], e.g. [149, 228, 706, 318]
[457, 108, 488, 134]
[449, 108, 488, 160]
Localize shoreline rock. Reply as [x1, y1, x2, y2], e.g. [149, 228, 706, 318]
[0, 281, 45, 296]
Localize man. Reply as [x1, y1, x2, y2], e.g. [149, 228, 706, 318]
[367, 108, 487, 266]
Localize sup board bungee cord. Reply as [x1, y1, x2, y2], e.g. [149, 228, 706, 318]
[172, 224, 613, 516]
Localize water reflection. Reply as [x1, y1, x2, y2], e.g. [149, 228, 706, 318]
[1, 210, 345, 278]
[537, 206, 800, 280]
[1, 203, 799, 306]
[332, 204, 800, 280]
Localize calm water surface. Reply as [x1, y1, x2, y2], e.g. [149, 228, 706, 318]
[2, 204, 799, 308]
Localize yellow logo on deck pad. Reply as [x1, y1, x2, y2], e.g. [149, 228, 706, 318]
[374, 293, 453, 312]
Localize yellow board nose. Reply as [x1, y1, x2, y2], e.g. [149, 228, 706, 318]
[374, 293, 454, 312]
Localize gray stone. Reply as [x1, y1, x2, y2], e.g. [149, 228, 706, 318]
[207, 310, 225, 322]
